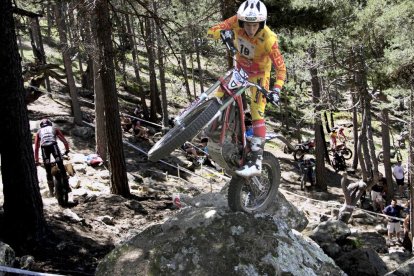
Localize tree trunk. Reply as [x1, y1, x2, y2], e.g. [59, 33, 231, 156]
[154, 1, 169, 130]
[0, 0, 46, 246]
[360, 105, 372, 180]
[90, 14, 107, 162]
[78, 7, 93, 91]
[330, 112, 335, 129]
[323, 111, 330, 133]
[117, 13, 128, 86]
[220, 0, 236, 68]
[95, 0, 129, 196]
[351, 90, 359, 170]
[309, 45, 326, 191]
[195, 39, 204, 93]
[55, 1, 82, 125]
[33, 16, 52, 94]
[357, 131, 368, 181]
[356, 46, 378, 187]
[381, 109, 393, 203]
[409, 82, 414, 252]
[93, 58, 107, 161]
[129, 17, 149, 119]
[141, 13, 161, 121]
[180, 51, 192, 100]
[190, 53, 197, 98]
[46, 0, 53, 40]
[365, 98, 379, 186]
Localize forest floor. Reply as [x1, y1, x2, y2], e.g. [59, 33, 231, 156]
[0, 93, 412, 275]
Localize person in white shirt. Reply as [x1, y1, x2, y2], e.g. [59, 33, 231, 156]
[392, 160, 405, 197]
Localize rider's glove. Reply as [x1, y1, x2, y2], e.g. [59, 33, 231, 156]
[268, 88, 280, 105]
[64, 149, 70, 156]
[35, 160, 40, 166]
[220, 30, 234, 40]
[220, 30, 236, 55]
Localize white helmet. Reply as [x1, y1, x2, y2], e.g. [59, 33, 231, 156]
[237, 0, 267, 24]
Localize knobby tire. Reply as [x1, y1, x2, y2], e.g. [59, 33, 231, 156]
[228, 152, 280, 213]
[293, 149, 305, 161]
[342, 148, 353, 160]
[54, 175, 68, 207]
[377, 152, 384, 163]
[148, 99, 221, 162]
[300, 173, 305, 191]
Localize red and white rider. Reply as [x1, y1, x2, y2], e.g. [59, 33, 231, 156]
[34, 118, 70, 196]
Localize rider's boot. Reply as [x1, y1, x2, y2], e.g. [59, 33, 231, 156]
[47, 180, 55, 196]
[236, 136, 265, 178]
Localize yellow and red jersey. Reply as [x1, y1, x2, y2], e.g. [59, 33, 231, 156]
[207, 15, 286, 89]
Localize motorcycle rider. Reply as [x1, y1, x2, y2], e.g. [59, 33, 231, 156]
[330, 129, 338, 149]
[34, 118, 70, 196]
[207, 0, 287, 177]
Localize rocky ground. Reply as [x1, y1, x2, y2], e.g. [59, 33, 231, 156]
[0, 94, 412, 275]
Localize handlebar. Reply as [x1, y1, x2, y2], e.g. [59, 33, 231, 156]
[220, 30, 237, 56]
[36, 151, 69, 166]
[245, 79, 279, 106]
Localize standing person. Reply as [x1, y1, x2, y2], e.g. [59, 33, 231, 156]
[392, 160, 405, 197]
[337, 126, 347, 143]
[370, 173, 387, 212]
[207, 0, 287, 177]
[34, 118, 70, 196]
[383, 198, 404, 244]
[330, 129, 338, 150]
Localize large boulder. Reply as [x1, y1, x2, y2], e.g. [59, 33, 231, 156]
[385, 257, 414, 275]
[96, 207, 345, 276]
[0, 242, 15, 276]
[184, 191, 308, 232]
[335, 248, 388, 276]
[309, 219, 351, 243]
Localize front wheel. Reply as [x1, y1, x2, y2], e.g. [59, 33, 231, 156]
[228, 151, 281, 213]
[342, 148, 353, 160]
[300, 172, 305, 191]
[148, 99, 221, 162]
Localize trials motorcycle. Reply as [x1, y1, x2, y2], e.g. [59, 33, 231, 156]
[148, 32, 281, 213]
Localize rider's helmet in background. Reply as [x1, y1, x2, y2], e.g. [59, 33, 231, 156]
[237, 0, 267, 30]
[40, 118, 52, 128]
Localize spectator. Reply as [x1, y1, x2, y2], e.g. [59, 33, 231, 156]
[370, 173, 387, 212]
[337, 126, 347, 143]
[383, 198, 404, 244]
[329, 129, 337, 149]
[182, 138, 213, 167]
[132, 120, 149, 139]
[392, 160, 406, 197]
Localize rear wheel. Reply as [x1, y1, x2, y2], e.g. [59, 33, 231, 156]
[54, 175, 68, 207]
[148, 99, 221, 162]
[300, 172, 305, 191]
[377, 152, 384, 163]
[293, 148, 305, 161]
[228, 152, 280, 213]
[342, 148, 353, 160]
